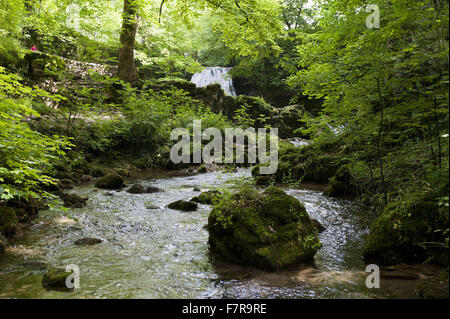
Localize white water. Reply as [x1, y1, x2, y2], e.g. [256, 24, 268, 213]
[191, 67, 237, 96]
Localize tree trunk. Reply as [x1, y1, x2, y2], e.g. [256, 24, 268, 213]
[117, 0, 139, 86]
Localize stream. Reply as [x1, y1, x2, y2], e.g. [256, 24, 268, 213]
[0, 168, 421, 298]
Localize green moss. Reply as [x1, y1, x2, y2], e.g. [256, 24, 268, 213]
[197, 165, 207, 173]
[191, 190, 222, 205]
[324, 166, 358, 198]
[42, 268, 74, 291]
[363, 192, 449, 265]
[208, 186, 321, 270]
[94, 173, 124, 189]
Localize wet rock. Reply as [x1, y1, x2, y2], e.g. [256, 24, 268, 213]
[95, 173, 124, 189]
[42, 268, 74, 291]
[311, 219, 326, 233]
[104, 192, 115, 196]
[145, 186, 162, 193]
[193, 187, 201, 192]
[191, 190, 222, 205]
[74, 237, 103, 245]
[62, 193, 88, 208]
[144, 201, 159, 210]
[208, 186, 322, 270]
[197, 165, 207, 173]
[364, 192, 449, 265]
[324, 166, 358, 198]
[127, 184, 146, 194]
[114, 168, 130, 178]
[168, 200, 198, 212]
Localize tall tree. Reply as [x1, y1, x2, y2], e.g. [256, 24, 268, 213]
[117, 0, 139, 85]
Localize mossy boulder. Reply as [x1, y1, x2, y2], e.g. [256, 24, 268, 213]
[146, 186, 162, 193]
[311, 219, 326, 233]
[42, 268, 74, 291]
[191, 190, 222, 205]
[0, 207, 19, 237]
[208, 186, 321, 270]
[62, 193, 88, 208]
[324, 166, 358, 198]
[88, 165, 110, 178]
[168, 200, 198, 212]
[363, 192, 449, 265]
[95, 173, 125, 189]
[74, 237, 102, 245]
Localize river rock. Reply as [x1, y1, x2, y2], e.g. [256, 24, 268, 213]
[146, 186, 162, 193]
[197, 165, 207, 173]
[42, 268, 74, 291]
[208, 186, 322, 270]
[193, 187, 201, 192]
[363, 192, 449, 265]
[95, 173, 124, 189]
[74, 237, 103, 245]
[191, 190, 222, 205]
[311, 219, 326, 233]
[62, 193, 88, 208]
[168, 200, 198, 212]
[127, 184, 146, 194]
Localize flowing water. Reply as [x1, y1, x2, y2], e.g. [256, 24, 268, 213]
[0, 168, 419, 298]
[191, 67, 237, 96]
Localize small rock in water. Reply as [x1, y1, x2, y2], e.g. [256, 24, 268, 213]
[62, 193, 88, 208]
[146, 186, 162, 193]
[197, 165, 207, 173]
[127, 184, 146, 194]
[193, 187, 201, 192]
[74, 238, 103, 245]
[168, 200, 198, 212]
[42, 268, 75, 291]
[104, 192, 115, 196]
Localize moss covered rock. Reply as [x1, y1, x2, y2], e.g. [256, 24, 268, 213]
[42, 268, 74, 291]
[208, 186, 321, 270]
[127, 184, 146, 194]
[197, 165, 207, 173]
[168, 200, 198, 212]
[363, 192, 449, 265]
[191, 190, 222, 205]
[95, 173, 124, 189]
[62, 193, 88, 208]
[324, 166, 358, 198]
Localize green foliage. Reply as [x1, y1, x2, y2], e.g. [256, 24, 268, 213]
[0, 67, 71, 200]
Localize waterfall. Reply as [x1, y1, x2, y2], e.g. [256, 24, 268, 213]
[191, 67, 237, 96]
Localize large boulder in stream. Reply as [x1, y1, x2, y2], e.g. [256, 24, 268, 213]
[95, 173, 124, 189]
[363, 192, 449, 265]
[207, 186, 322, 270]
